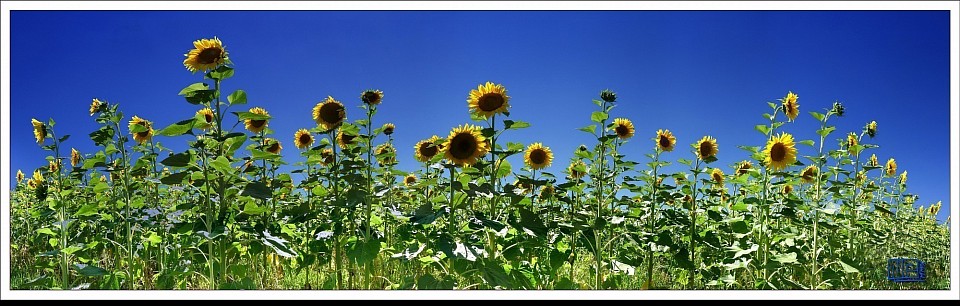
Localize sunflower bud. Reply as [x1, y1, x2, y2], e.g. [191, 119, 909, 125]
[866, 121, 877, 138]
[382, 123, 395, 136]
[578, 144, 588, 152]
[600, 89, 617, 102]
[832, 101, 845, 117]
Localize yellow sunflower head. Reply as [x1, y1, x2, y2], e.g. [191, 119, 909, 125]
[264, 138, 283, 155]
[782, 91, 799, 121]
[16, 170, 24, 184]
[361, 89, 384, 106]
[866, 121, 877, 138]
[70, 148, 81, 168]
[612, 118, 635, 140]
[89, 98, 103, 116]
[382, 123, 396, 136]
[869, 154, 879, 167]
[196, 108, 216, 130]
[31, 118, 46, 145]
[656, 129, 676, 152]
[49, 160, 60, 173]
[337, 130, 358, 149]
[695, 136, 719, 160]
[675, 175, 686, 186]
[710, 168, 725, 185]
[183, 37, 227, 73]
[801, 165, 818, 184]
[467, 81, 510, 119]
[782, 185, 793, 195]
[885, 158, 897, 177]
[414, 135, 442, 162]
[404, 174, 417, 186]
[128, 116, 154, 144]
[568, 160, 588, 180]
[294, 129, 314, 150]
[540, 185, 555, 198]
[735, 160, 753, 177]
[244, 107, 270, 134]
[443, 124, 490, 167]
[524, 142, 554, 170]
[763, 132, 797, 171]
[312, 96, 346, 130]
[376, 143, 397, 165]
[846, 132, 858, 148]
[513, 179, 533, 195]
[319, 148, 335, 166]
[855, 170, 866, 185]
[32, 169, 44, 184]
[899, 170, 907, 186]
[930, 201, 941, 216]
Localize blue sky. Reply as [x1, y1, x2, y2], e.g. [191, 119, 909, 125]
[9, 11, 951, 221]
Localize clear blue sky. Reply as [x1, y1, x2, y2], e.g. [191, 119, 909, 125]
[9, 11, 951, 221]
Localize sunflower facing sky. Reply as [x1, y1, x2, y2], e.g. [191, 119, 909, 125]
[612, 118, 635, 140]
[361, 89, 384, 105]
[196, 108, 215, 130]
[31, 118, 46, 145]
[524, 142, 554, 170]
[183, 37, 227, 73]
[294, 129, 314, 150]
[443, 124, 489, 167]
[467, 82, 510, 119]
[245, 107, 270, 134]
[782, 91, 799, 121]
[763, 132, 797, 171]
[694, 136, 718, 160]
[313, 96, 346, 131]
[128, 116, 154, 144]
[414, 135, 442, 162]
[885, 158, 897, 177]
[16, 170, 24, 185]
[801, 165, 818, 184]
[404, 174, 417, 186]
[656, 129, 676, 152]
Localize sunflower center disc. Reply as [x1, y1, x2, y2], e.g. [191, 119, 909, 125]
[198, 48, 222, 64]
[299, 135, 311, 145]
[204, 114, 214, 123]
[451, 134, 476, 159]
[699, 143, 713, 158]
[420, 144, 438, 158]
[530, 149, 547, 165]
[478, 94, 504, 112]
[251, 120, 266, 128]
[771, 143, 786, 162]
[364, 92, 381, 104]
[659, 136, 671, 149]
[616, 126, 630, 137]
[320, 104, 344, 125]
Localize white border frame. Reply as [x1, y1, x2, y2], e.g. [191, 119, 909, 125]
[1, 1, 957, 300]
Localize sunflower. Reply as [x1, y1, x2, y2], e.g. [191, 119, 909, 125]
[656, 129, 676, 152]
[89, 98, 103, 116]
[930, 201, 941, 216]
[245, 107, 270, 134]
[568, 160, 588, 179]
[899, 170, 907, 186]
[128, 116, 154, 144]
[183, 37, 227, 73]
[612, 118, 635, 140]
[71, 148, 81, 167]
[337, 130, 358, 149]
[782, 91, 799, 121]
[710, 168, 725, 185]
[524, 143, 553, 170]
[376, 143, 397, 165]
[782, 185, 793, 195]
[695, 136, 719, 160]
[312, 96, 346, 130]
[885, 158, 897, 177]
[467, 81, 510, 118]
[32, 170, 44, 185]
[319, 148, 334, 166]
[540, 185, 555, 198]
[382, 123, 396, 136]
[800, 165, 818, 184]
[294, 129, 314, 150]
[49, 160, 60, 173]
[869, 154, 879, 167]
[763, 132, 797, 171]
[675, 175, 686, 186]
[16, 170, 24, 184]
[513, 179, 533, 195]
[846, 132, 858, 148]
[866, 121, 877, 138]
[855, 170, 866, 185]
[655, 177, 664, 187]
[361, 89, 384, 105]
[264, 138, 282, 154]
[414, 135, 442, 162]
[31, 118, 46, 145]
[196, 108, 215, 130]
[404, 174, 417, 186]
[443, 124, 490, 167]
[735, 160, 753, 177]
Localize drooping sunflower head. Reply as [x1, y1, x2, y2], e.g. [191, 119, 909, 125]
[512, 179, 533, 195]
[71, 148, 81, 167]
[16, 170, 24, 184]
[866, 121, 878, 138]
[540, 185, 555, 199]
[183, 37, 227, 73]
[710, 168, 725, 185]
[313, 96, 346, 130]
[49, 160, 60, 173]
[782, 185, 793, 195]
[361, 89, 384, 106]
[612, 118, 635, 140]
[735, 160, 753, 177]
[337, 130, 358, 149]
[885, 158, 897, 177]
[930, 201, 942, 216]
[656, 129, 676, 152]
[782, 91, 799, 121]
[128, 116, 154, 144]
[294, 129, 314, 150]
[801, 165, 818, 184]
[264, 138, 283, 155]
[382, 123, 396, 136]
[832, 101, 845, 117]
[414, 135, 442, 162]
[31, 118, 46, 145]
[675, 175, 687, 186]
[245, 107, 270, 134]
[443, 124, 490, 167]
[196, 108, 216, 130]
[899, 170, 908, 186]
[869, 154, 879, 167]
[763, 132, 797, 171]
[376, 143, 397, 166]
[467, 82, 510, 119]
[846, 132, 858, 148]
[695, 136, 719, 160]
[404, 174, 417, 186]
[319, 148, 335, 166]
[524, 142, 553, 170]
[600, 89, 617, 103]
[89, 98, 103, 116]
[568, 160, 588, 180]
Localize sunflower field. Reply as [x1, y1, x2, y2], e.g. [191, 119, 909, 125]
[9, 37, 951, 290]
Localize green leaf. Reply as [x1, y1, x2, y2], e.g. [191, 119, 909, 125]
[92, 182, 109, 194]
[209, 156, 233, 175]
[346, 237, 381, 265]
[578, 124, 597, 135]
[74, 204, 99, 217]
[262, 231, 297, 258]
[242, 181, 272, 200]
[206, 66, 234, 80]
[816, 126, 836, 138]
[755, 124, 770, 135]
[236, 111, 271, 121]
[516, 208, 548, 238]
[243, 201, 270, 215]
[161, 152, 192, 168]
[838, 257, 861, 274]
[178, 83, 209, 96]
[228, 90, 247, 105]
[496, 158, 512, 179]
[772, 252, 798, 264]
[74, 264, 109, 277]
[590, 111, 608, 123]
[798, 140, 815, 147]
[810, 111, 825, 122]
[158, 118, 196, 137]
[160, 171, 190, 185]
[503, 120, 530, 130]
[37, 228, 57, 236]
